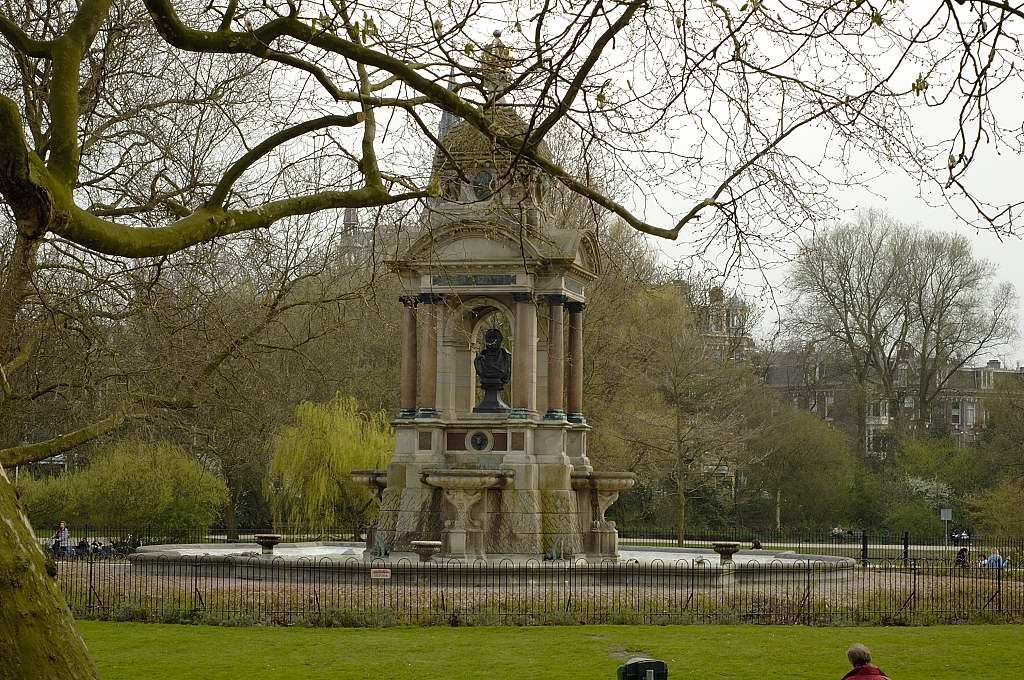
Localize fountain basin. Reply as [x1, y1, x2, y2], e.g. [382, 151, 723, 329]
[130, 542, 855, 586]
[351, 469, 388, 490]
[410, 540, 443, 562]
[420, 468, 513, 490]
[712, 541, 741, 564]
[254, 534, 282, 555]
[571, 471, 638, 493]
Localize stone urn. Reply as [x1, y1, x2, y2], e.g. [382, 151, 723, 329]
[409, 540, 443, 562]
[253, 534, 282, 555]
[712, 541, 741, 565]
[421, 469, 513, 559]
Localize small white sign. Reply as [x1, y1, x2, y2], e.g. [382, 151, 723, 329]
[369, 568, 392, 580]
[940, 508, 953, 521]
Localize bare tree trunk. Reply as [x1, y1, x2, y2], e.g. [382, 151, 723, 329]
[0, 232, 40, 360]
[675, 479, 687, 547]
[855, 382, 868, 455]
[775, 488, 782, 530]
[888, 395, 904, 442]
[0, 469, 99, 679]
[224, 496, 239, 542]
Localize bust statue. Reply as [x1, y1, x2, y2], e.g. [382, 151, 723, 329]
[473, 328, 512, 413]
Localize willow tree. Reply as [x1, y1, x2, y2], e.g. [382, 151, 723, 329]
[268, 394, 391, 535]
[4, 0, 1024, 675]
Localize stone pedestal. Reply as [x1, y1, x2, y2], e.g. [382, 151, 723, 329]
[587, 525, 619, 559]
[444, 489, 485, 558]
[421, 469, 513, 560]
[572, 471, 636, 560]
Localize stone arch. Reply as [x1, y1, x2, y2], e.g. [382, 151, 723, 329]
[439, 296, 515, 416]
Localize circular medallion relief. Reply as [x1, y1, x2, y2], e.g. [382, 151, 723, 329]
[466, 430, 493, 452]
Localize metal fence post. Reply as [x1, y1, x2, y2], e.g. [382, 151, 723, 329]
[87, 536, 94, 614]
[861, 530, 869, 567]
[902, 531, 909, 566]
[997, 562, 1003, 614]
[913, 557, 921, 622]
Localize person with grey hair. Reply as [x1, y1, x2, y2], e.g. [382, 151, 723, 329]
[841, 644, 891, 680]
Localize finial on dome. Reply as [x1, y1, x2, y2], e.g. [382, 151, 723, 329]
[481, 30, 512, 98]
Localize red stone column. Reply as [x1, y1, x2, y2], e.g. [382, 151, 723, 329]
[566, 301, 585, 423]
[544, 294, 566, 420]
[512, 293, 536, 417]
[417, 294, 443, 417]
[399, 296, 418, 418]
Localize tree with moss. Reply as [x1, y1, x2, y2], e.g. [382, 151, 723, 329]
[268, 394, 391, 536]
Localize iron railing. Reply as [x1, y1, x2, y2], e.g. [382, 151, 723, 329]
[44, 552, 1023, 627]
[35, 525, 1023, 566]
[614, 526, 1022, 562]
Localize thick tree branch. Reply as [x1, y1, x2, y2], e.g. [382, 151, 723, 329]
[0, 10, 53, 57]
[0, 412, 137, 468]
[207, 112, 364, 208]
[56, 185, 423, 257]
[47, 0, 115, 185]
[0, 95, 53, 235]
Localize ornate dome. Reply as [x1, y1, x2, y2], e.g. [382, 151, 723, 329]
[433, 105, 552, 201]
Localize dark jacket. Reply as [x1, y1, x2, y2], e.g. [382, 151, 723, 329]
[843, 664, 890, 680]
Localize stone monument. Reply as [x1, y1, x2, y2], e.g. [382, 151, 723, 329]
[353, 33, 634, 562]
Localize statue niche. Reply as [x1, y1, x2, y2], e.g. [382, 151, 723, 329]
[473, 327, 512, 413]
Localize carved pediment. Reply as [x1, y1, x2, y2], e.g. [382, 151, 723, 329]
[404, 222, 543, 264]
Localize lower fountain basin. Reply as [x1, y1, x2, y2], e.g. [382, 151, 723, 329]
[130, 542, 855, 586]
[420, 468, 514, 490]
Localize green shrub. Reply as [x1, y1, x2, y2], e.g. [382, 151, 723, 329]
[19, 440, 227, 538]
[268, 393, 392, 534]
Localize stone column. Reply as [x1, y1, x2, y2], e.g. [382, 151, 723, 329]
[417, 293, 443, 417]
[544, 294, 566, 420]
[398, 296, 418, 418]
[511, 292, 536, 418]
[566, 301, 585, 423]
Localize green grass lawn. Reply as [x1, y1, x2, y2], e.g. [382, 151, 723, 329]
[79, 621, 1024, 680]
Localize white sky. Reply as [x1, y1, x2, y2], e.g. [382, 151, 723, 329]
[655, 180, 1024, 366]
[647, 108, 1024, 367]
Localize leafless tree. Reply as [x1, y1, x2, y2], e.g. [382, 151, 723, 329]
[787, 210, 1017, 448]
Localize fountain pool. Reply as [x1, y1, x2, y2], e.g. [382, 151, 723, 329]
[130, 541, 856, 587]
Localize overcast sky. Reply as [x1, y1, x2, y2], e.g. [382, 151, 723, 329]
[643, 101, 1024, 368]
[657, 180, 1024, 366]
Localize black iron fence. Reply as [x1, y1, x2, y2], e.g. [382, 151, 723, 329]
[34, 524, 1024, 566]
[53, 552, 1023, 627]
[34, 525, 361, 554]
[33, 524, 1023, 627]
[614, 526, 1024, 563]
